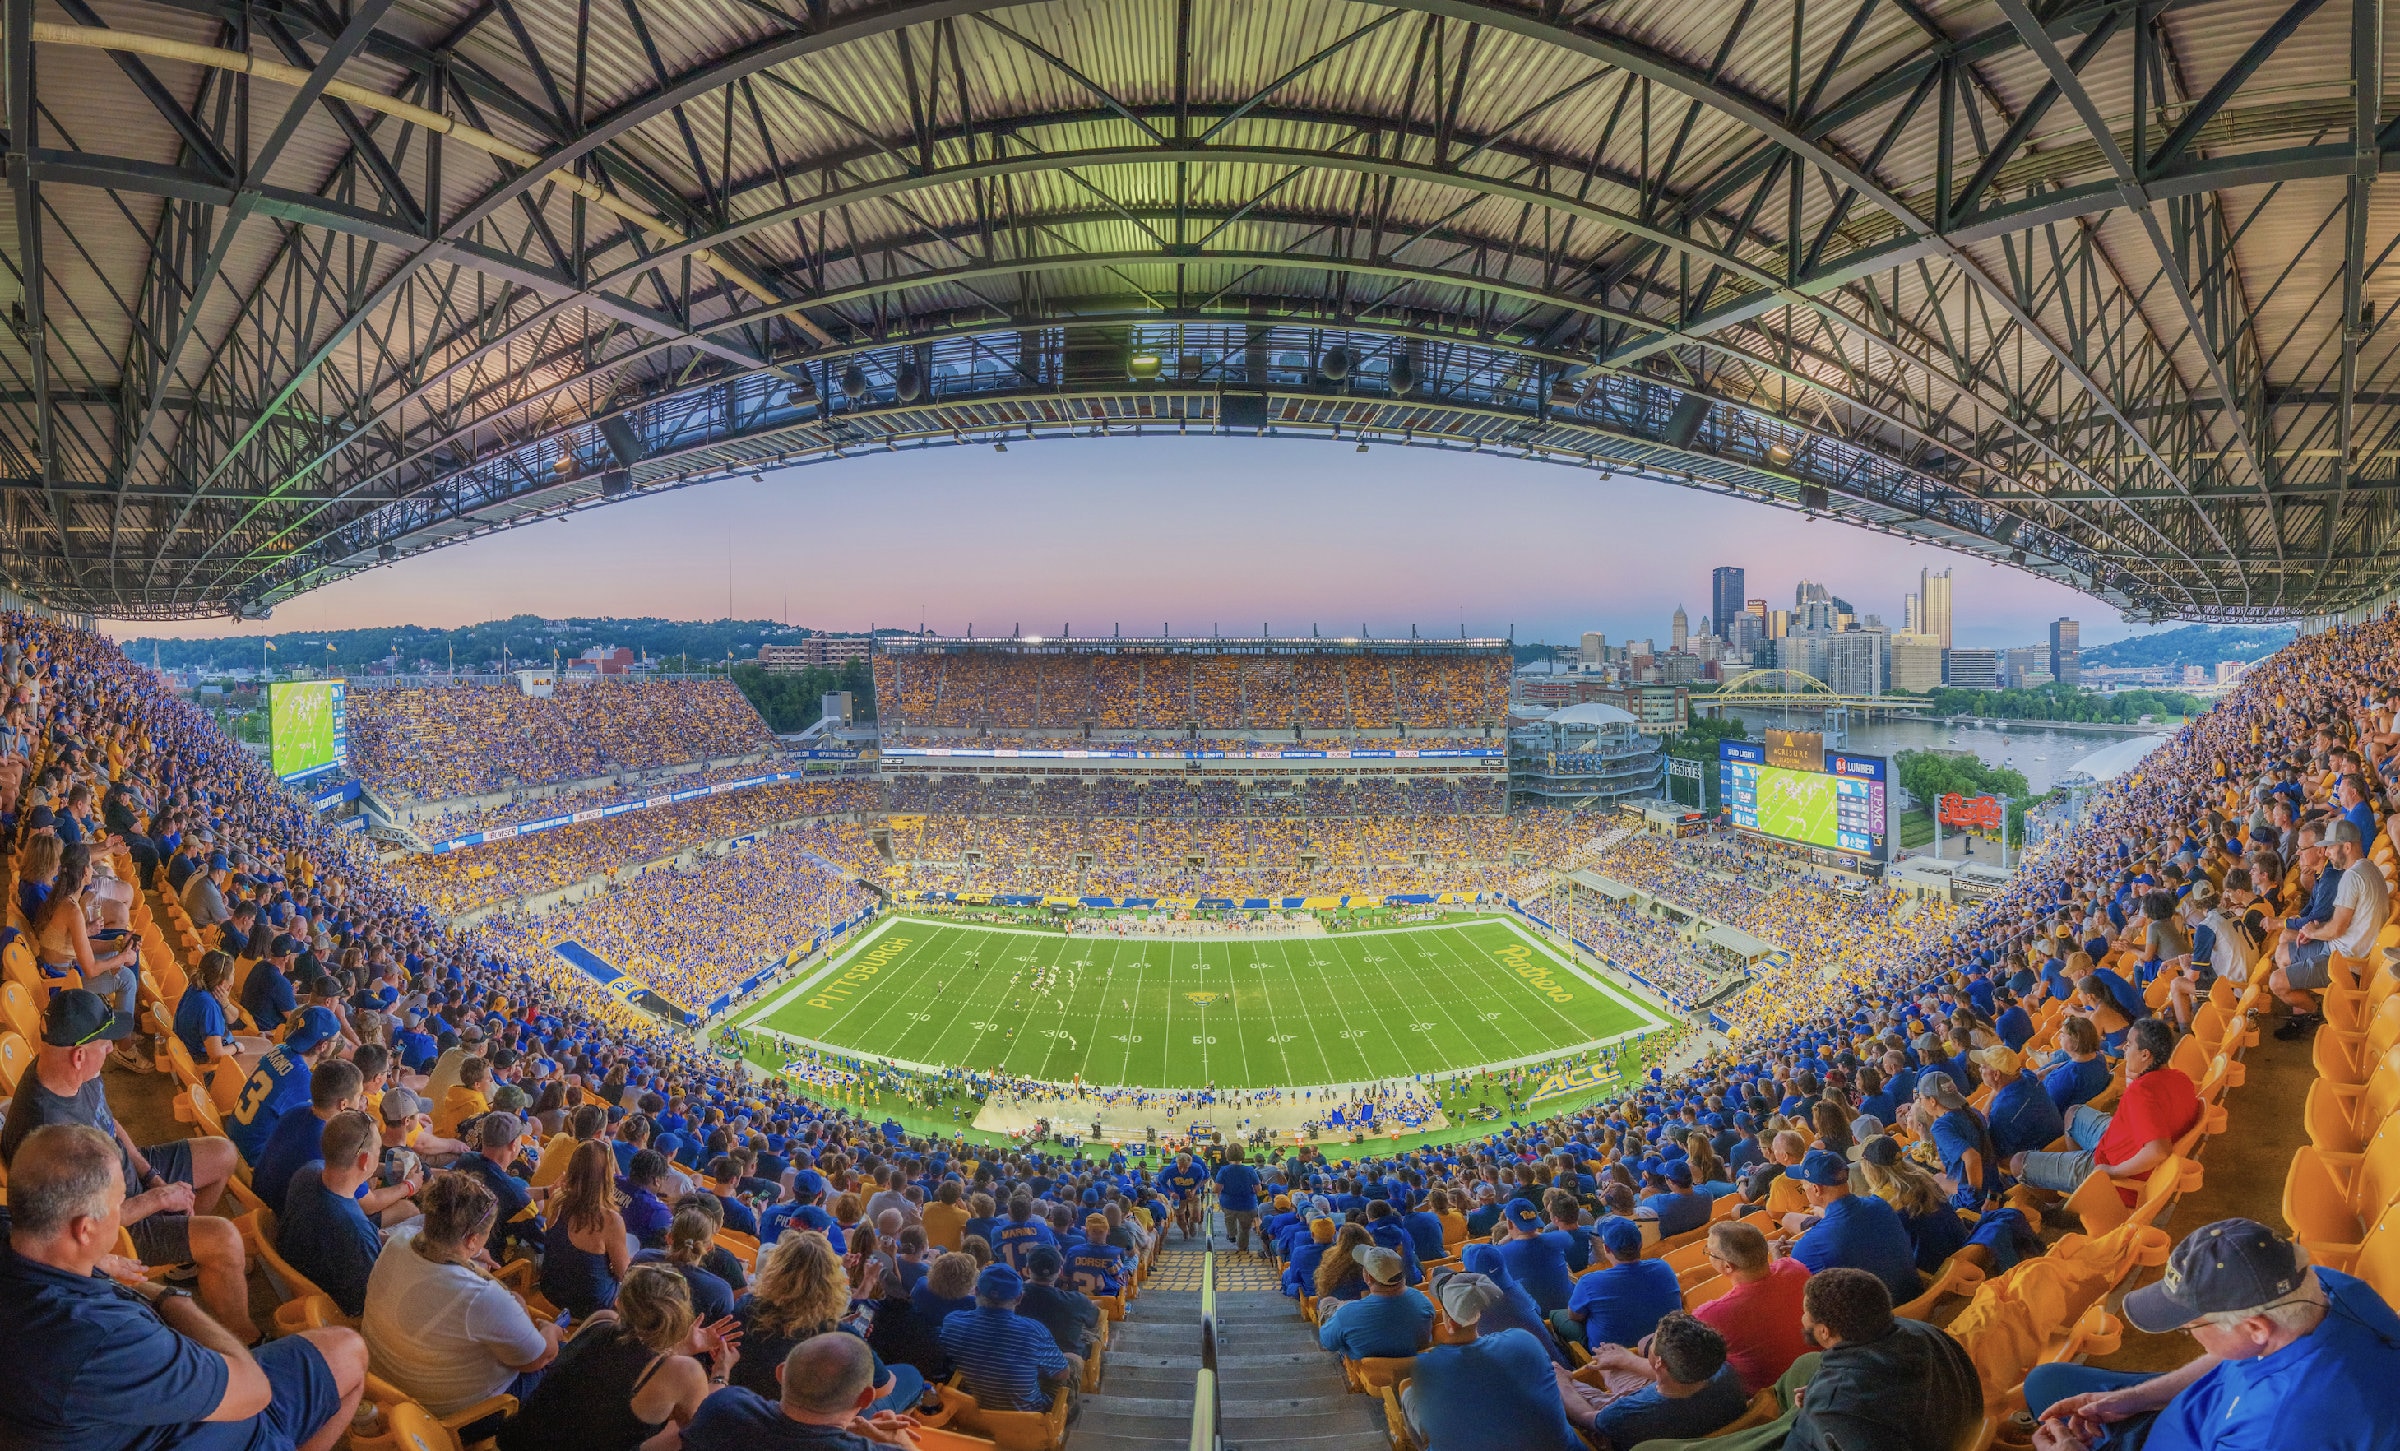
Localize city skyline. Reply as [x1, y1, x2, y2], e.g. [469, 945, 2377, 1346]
[100, 436, 2162, 650]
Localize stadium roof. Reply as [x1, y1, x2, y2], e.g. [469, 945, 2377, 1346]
[2055, 728, 2179, 783]
[7, 0, 2400, 619]
[1542, 701, 1641, 727]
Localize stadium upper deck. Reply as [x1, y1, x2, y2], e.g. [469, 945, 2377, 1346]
[347, 677, 777, 804]
[872, 635, 1510, 736]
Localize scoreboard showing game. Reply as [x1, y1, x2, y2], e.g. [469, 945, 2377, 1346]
[1718, 739, 1889, 861]
[269, 679, 348, 783]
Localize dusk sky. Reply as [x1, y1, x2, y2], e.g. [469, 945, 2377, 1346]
[111, 437, 2151, 650]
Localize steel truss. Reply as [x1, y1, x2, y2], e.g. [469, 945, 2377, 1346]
[0, 0, 2390, 619]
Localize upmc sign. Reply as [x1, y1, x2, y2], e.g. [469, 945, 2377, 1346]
[1938, 793, 2004, 830]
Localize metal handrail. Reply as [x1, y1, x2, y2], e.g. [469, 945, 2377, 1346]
[1189, 1203, 1222, 1451]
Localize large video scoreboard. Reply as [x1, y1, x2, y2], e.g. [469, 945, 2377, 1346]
[1719, 739, 1889, 861]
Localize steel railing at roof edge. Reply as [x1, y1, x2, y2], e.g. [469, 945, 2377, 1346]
[1191, 1235, 1220, 1451]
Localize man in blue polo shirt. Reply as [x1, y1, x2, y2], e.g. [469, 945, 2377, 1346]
[1317, 1246, 1433, 1360]
[1788, 1149, 1921, 1305]
[1974, 1044, 2065, 1165]
[1556, 1219, 1679, 1350]
[1494, 1197, 1577, 1315]
[2024, 1218, 2400, 1451]
[0, 1122, 370, 1450]
[938, 1264, 1076, 1412]
[225, 1006, 344, 1163]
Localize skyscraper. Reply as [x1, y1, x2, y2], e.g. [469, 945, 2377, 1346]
[2049, 618, 2080, 686]
[1920, 567, 1954, 649]
[1671, 605, 1689, 653]
[1710, 567, 1745, 640]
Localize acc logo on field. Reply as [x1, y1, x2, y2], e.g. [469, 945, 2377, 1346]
[1185, 992, 1220, 1006]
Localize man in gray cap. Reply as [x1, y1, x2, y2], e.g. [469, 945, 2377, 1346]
[1317, 1245, 1432, 1361]
[180, 849, 232, 928]
[2023, 1219, 2400, 1451]
[1400, 1273, 1582, 1451]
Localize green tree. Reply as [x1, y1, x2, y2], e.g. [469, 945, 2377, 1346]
[1662, 715, 1748, 811]
[728, 659, 876, 733]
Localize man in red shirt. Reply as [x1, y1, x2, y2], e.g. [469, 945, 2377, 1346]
[1690, 1220, 1812, 1394]
[2009, 1019, 2197, 1199]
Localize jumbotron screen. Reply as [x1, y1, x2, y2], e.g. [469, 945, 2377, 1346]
[269, 679, 348, 783]
[1718, 740, 1888, 860]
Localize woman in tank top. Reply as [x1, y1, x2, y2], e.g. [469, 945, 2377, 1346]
[495, 1263, 735, 1451]
[540, 1141, 632, 1322]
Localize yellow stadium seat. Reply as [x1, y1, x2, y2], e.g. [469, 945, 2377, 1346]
[2284, 1115, 2400, 1268]
[2309, 1051, 2400, 1154]
[1896, 1251, 1987, 1321]
[2316, 998, 2400, 1087]
[926, 1381, 1067, 1451]
[0, 978, 38, 1044]
[1682, 1273, 1726, 1311]
[1342, 1354, 1414, 1394]
[0, 1030, 27, 1096]
[2353, 1205, 2400, 1307]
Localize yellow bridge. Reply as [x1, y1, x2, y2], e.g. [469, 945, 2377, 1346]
[1690, 668, 1933, 718]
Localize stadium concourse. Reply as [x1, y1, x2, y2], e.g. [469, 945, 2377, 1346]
[3, 616, 2400, 1451]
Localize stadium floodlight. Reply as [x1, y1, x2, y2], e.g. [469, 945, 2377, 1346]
[553, 449, 575, 475]
[1765, 442, 1795, 468]
[1319, 346, 1351, 382]
[1388, 355, 1416, 394]
[840, 364, 871, 399]
[1356, 440, 1369, 453]
[993, 440, 1007, 452]
[895, 363, 924, 402]
[1127, 351, 1163, 381]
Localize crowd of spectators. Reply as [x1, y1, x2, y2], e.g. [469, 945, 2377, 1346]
[882, 776, 1587, 899]
[398, 765, 863, 848]
[390, 780, 870, 915]
[507, 823, 884, 1008]
[348, 679, 775, 802]
[873, 650, 1510, 731]
[14, 599, 2400, 1451]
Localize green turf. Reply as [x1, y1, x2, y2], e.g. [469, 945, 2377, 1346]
[739, 915, 1667, 1090]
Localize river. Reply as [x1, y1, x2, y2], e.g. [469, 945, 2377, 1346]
[1723, 708, 2166, 794]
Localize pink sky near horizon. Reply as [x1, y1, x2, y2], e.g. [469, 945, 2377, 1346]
[112, 436, 2146, 650]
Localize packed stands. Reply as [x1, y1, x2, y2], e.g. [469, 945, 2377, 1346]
[397, 760, 833, 848]
[389, 779, 874, 915]
[514, 822, 884, 1008]
[347, 678, 776, 801]
[881, 776, 1589, 899]
[873, 642, 1510, 732]
[7, 603, 2400, 1451]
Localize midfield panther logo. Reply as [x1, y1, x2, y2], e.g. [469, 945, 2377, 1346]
[1184, 992, 1220, 1006]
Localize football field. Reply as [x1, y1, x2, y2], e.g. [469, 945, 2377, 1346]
[740, 915, 1668, 1090]
[1754, 765, 1839, 847]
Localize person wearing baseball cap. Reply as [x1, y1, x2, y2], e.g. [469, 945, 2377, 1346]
[1318, 1244, 1433, 1360]
[1912, 1071, 2001, 1211]
[237, 927, 300, 1035]
[1556, 1217, 1678, 1353]
[1788, 1148, 1922, 1306]
[2270, 814, 2386, 1041]
[223, 1005, 345, 1163]
[1496, 1196, 1577, 1316]
[0, 988, 258, 1338]
[939, 1262, 1077, 1413]
[1973, 1042, 2066, 1167]
[1399, 1271, 1582, 1451]
[2027, 1219, 2400, 1451]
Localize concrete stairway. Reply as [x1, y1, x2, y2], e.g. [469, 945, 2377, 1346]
[1066, 1223, 1387, 1451]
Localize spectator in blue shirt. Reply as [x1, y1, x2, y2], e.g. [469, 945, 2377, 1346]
[1214, 1146, 1263, 1253]
[1914, 1073, 2000, 1211]
[1571, 1311, 1751, 1447]
[1994, 990, 2036, 1052]
[1318, 1246, 1434, 1360]
[0, 1122, 369, 1450]
[1975, 1045, 2067, 1164]
[2026, 1219, 2400, 1451]
[240, 934, 303, 1035]
[682, 1332, 921, 1451]
[1403, 1192, 1450, 1264]
[1645, 1161, 1714, 1236]
[937, 1264, 1075, 1412]
[1495, 1198, 1577, 1315]
[225, 1006, 344, 1163]
[1401, 1274, 1583, 1451]
[1789, 1150, 1922, 1305]
[279, 1110, 416, 1318]
[2041, 1017, 2115, 1114]
[1284, 1217, 1336, 1299]
[1556, 1219, 1679, 1351]
[992, 1194, 1057, 1272]
[1015, 1246, 1101, 1359]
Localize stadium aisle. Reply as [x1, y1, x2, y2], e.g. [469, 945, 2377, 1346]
[1067, 1217, 1387, 1451]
